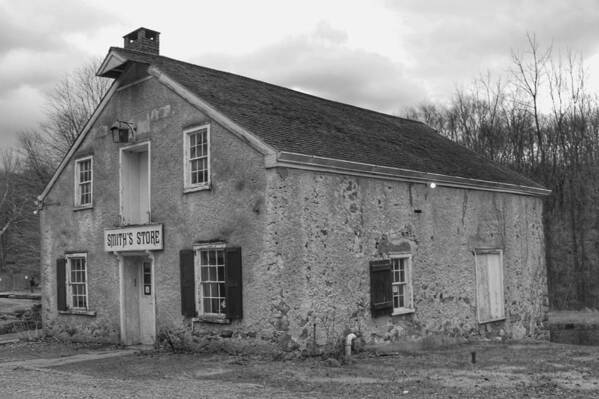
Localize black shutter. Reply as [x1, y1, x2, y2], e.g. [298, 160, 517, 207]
[225, 247, 242, 320]
[57, 258, 67, 311]
[370, 259, 393, 317]
[180, 249, 196, 317]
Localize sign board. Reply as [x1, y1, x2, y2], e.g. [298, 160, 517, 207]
[104, 224, 163, 252]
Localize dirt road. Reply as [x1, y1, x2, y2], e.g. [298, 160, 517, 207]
[1, 340, 598, 398]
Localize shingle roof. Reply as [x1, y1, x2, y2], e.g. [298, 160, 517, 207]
[107, 47, 543, 190]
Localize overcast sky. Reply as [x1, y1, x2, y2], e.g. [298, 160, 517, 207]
[1, 0, 599, 150]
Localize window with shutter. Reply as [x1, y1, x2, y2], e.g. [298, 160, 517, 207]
[186, 243, 243, 321]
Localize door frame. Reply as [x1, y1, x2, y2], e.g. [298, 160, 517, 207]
[119, 140, 151, 225]
[116, 251, 156, 345]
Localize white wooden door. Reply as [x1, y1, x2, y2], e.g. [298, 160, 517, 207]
[122, 258, 140, 345]
[120, 144, 150, 225]
[138, 260, 155, 345]
[475, 250, 505, 323]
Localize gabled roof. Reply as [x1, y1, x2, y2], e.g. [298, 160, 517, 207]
[103, 47, 547, 194]
[39, 46, 549, 202]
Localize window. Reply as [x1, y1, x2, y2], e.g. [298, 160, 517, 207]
[179, 245, 242, 321]
[197, 245, 226, 315]
[370, 254, 414, 317]
[74, 156, 93, 207]
[66, 253, 88, 310]
[391, 255, 413, 314]
[183, 125, 210, 192]
[474, 249, 505, 323]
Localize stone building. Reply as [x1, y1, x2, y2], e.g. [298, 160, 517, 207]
[38, 28, 550, 349]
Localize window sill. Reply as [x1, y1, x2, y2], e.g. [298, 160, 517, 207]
[73, 205, 93, 212]
[391, 308, 415, 316]
[192, 315, 230, 324]
[183, 184, 210, 194]
[478, 316, 506, 324]
[59, 309, 96, 317]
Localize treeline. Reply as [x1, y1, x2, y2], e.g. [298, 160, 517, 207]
[407, 35, 599, 309]
[0, 60, 109, 282]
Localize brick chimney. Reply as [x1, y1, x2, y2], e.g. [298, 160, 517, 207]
[123, 27, 160, 55]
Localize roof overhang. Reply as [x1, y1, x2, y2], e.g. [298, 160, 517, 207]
[265, 151, 551, 197]
[97, 50, 131, 78]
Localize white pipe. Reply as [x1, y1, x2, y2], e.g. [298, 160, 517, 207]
[345, 333, 357, 358]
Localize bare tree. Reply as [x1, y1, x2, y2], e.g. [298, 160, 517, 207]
[408, 35, 599, 309]
[21, 58, 111, 173]
[0, 58, 110, 280]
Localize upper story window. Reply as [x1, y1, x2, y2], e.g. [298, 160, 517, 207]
[74, 156, 93, 207]
[183, 125, 210, 192]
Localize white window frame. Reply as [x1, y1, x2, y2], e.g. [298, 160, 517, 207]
[65, 253, 89, 311]
[474, 248, 505, 323]
[193, 242, 226, 317]
[183, 124, 211, 193]
[390, 254, 414, 315]
[74, 156, 93, 208]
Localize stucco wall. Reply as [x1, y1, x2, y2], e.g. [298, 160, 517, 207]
[259, 169, 547, 348]
[41, 75, 267, 341]
[40, 70, 547, 349]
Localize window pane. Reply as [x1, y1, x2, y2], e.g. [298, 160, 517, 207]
[212, 298, 220, 313]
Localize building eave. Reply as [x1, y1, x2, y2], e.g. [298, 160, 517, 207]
[96, 50, 129, 78]
[265, 151, 551, 197]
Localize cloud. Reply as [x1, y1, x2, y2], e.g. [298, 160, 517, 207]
[0, 0, 117, 55]
[194, 23, 428, 115]
[0, 0, 120, 147]
[0, 86, 45, 148]
[377, 0, 599, 101]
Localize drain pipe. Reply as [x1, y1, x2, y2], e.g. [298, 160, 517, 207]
[345, 333, 358, 358]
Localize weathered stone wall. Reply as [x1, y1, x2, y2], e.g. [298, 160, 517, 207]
[41, 73, 267, 341]
[40, 67, 547, 350]
[259, 169, 547, 348]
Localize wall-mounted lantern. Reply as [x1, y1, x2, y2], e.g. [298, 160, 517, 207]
[110, 121, 137, 143]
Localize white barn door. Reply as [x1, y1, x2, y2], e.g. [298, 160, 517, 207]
[475, 250, 505, 323]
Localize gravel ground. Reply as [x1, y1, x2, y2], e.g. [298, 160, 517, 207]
[1, 340, 599, 398]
